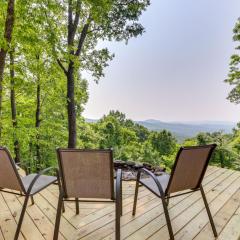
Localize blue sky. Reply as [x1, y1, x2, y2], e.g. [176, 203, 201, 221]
[83, 0, 240, 122]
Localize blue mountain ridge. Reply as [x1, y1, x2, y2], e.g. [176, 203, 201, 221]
[85, 118, 237, 142]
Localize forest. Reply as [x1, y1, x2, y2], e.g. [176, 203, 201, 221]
[0, 0, 240, 173]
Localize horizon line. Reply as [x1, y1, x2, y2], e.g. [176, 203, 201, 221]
[83, 116, 237, 124]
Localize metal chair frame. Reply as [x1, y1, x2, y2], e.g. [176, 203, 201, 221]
[0, 147, 59, 240]
[132, 144, 218, 240]
[54, 148, 122, 240]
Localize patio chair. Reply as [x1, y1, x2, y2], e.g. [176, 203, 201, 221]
[132, 144, 217, 240]
[0, 146, 59, 240]
[54, 149, 122, 240]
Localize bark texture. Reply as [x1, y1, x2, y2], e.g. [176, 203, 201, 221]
[35, 79, 41, 167]
[0, 0, 15, 137]
[10, 51, 20, 163]
[57, 0, 89, 148]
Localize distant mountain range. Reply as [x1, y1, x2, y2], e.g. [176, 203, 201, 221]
[86, 118, 237, 142]
[136, 119, 236, 141]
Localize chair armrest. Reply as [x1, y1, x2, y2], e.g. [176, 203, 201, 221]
[26, 167, 59, 195]
[137, 168, 165, 197]
[16, 162, 30, 175]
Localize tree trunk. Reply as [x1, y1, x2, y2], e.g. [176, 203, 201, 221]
[9, 51, 20, 163]
[35, 78, 41, 168]
[67, 64, 76, 148]
[0, 0, 15, 137]
[57, 0, 89, 148]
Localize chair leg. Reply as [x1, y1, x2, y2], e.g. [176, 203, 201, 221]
[161, 197, 174, 240]
[120, 178, 123, 216]
[14, 195, 30, 240]
[31, 196, 34, 205]
[200, 185, 218, 237]
[116, 198, 121, 240]
[75, 198, 79, 215]
[120, 195, 123, 216]
[132, 180, 139, 216]
[56, 178, 65, 213]
[62, 201, 65, 213]
[53, 193, 64, 240]
[166, 194, 170, 206]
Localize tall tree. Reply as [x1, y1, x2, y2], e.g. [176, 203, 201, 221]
[42, 0, 150, 148]
[35, 55, 41, 168]
[0, 0, 15, 137]
[9, 50, 20, 162]
[0, 0, 151, 171]
[225, 18, 240, 103]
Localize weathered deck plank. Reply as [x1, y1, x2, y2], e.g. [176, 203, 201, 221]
[194, 189, 240, 240]
[0, 166, 240, 240]
[75, 166, 220, 240]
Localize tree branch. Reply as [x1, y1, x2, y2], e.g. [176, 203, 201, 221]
[68, 0, 73, 45]
[72, 0, 81, 38]
[87, 26, 103, 34]
[75, 22, 90, 57]
[68, 0, 81, 45]
[68, 0, 73, 26]
[57, 59, 68, 75]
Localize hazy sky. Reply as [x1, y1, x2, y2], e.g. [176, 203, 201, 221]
[83, 0, 240, 122]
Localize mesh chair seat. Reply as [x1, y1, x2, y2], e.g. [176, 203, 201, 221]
[140, 173, 170, 197]
[22, 174, 57, 195]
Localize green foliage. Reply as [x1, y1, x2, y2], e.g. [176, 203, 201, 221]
[194, 131, 239, 169]
[0, 0, 150, 171]
[225, 20, 240, 167]
[149, 130, 177, 156]
[36, 0, 150, 81]
[183, 138, 197, 146]
[92, 110, 177, 169]
[225, 18, 240, 103]
[1, 1, 239, 174]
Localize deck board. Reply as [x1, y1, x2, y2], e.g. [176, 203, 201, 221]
[0, 166, 240, 240]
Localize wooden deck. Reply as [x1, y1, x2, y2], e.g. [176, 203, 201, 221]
[1, 166, 240, 240]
